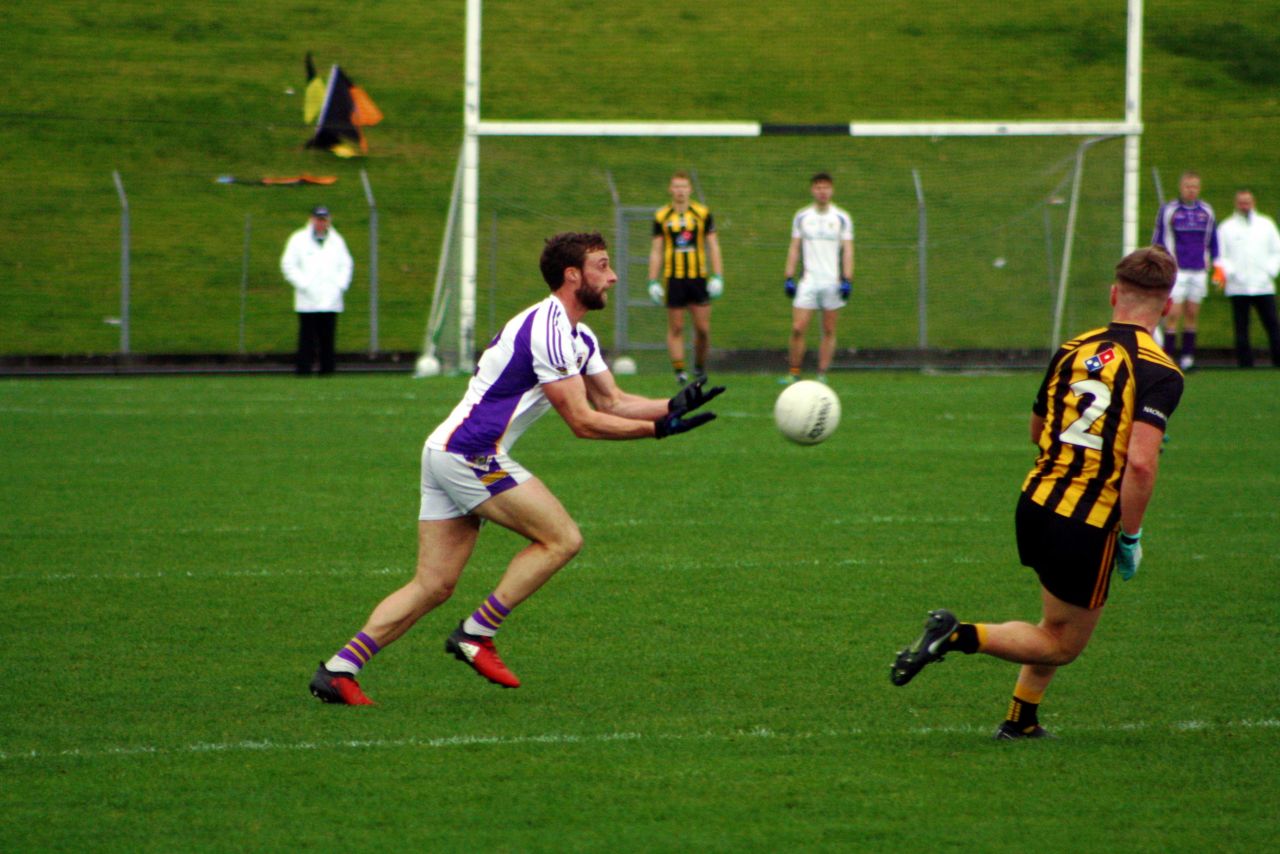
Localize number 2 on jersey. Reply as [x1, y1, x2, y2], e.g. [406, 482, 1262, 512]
[1059, 379, 1111, 450]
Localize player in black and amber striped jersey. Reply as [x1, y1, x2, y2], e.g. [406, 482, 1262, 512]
[647, 172, 724, 384]
[1022, 320, 1182, 530]
[890, 245, 1183, 740]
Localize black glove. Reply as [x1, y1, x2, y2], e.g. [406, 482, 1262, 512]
[654, 410, 717, 439]
[668, 376, 726, 414]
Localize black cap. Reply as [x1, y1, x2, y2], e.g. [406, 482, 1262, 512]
[311, 205, 330, 218]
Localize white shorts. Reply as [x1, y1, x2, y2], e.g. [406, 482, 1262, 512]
[419, 445, 532, 520]
[793, 278, 847, 311]
[1171, 270, 1208, 304]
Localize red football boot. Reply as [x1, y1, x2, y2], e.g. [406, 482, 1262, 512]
[445, 622, 521, 688]
[309, 663, 376, 705]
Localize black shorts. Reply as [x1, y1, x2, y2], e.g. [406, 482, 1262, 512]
[1015, 493, 1118, 609]
[666, 277, 709, 308]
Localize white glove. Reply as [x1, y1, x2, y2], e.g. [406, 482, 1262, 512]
[707, 274, 724, 300]
[647, 280, 664, 306]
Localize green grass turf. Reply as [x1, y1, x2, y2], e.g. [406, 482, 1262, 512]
[4, 1, 1280, 356]
[1, 369, 1277, 850]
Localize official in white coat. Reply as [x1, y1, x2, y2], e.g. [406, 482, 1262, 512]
[280, 205, 353, 374]
[1215, 190, 1280, 368]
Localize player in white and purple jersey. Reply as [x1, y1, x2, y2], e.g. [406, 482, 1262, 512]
[308, 232, 723, 704]
[781, 172, 855, 384]
[1152, 171, 1220, 370]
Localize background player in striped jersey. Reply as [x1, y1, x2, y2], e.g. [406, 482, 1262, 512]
[890, 245, 1183, 739]
[647, 171, 725, 384]
[1153, 171, 1219, 370]
[310, 232, 722, 704]
[781, 172, 854, 384]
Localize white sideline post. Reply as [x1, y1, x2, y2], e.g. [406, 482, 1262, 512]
[912, 169, 927, 349]
[239, 213, 251, 354]
[360, 168, 379, 356]
[112, 170, 131, 355]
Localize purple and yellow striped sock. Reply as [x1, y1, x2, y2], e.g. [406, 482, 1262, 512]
[325, 631, 380, 676]
[463, 594, 511, 638]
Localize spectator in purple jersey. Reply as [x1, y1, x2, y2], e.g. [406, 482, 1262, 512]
[1152, 171, 1220, 370]
[307, 232, 723, 705]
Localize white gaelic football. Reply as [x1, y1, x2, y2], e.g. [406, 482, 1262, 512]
[774, 381, 841, 445]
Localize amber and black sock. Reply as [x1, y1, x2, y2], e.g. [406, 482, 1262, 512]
[943, 622, 984, 655]
[1004, 684, 1045, 733]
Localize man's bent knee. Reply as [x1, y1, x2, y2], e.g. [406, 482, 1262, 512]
[538, 522, 583, 566]
[554, 525, 584, 563]
[1041, 628, 1088, 665]
[1047, 645, 1082, 666]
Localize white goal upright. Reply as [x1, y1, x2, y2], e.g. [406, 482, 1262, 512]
[418, 0, 1146, 375]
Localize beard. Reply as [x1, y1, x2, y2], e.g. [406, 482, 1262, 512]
[576, 282, 607, 311]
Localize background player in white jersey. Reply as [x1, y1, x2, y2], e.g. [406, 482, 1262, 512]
[309, 232, 723, 705]
[782, 172, 854, 384]
[1152, 171, 1219, 370]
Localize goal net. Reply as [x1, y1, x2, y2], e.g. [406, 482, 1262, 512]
[417, 0, 1142, 375]
[420, 133, 1126, 373]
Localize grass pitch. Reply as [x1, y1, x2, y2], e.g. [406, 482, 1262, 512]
[1, 369, 1277, 851]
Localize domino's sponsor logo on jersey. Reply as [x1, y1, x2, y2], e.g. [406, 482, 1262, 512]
[674, 229, 694, 251]
[1085, 347, 1116, 374]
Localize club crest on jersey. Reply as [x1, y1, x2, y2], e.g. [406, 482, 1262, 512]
[1085, 346, 1116, 374]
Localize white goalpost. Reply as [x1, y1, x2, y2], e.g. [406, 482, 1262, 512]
[417, 0, 1145, 376]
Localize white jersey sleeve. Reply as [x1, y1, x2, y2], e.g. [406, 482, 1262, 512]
[791, 210, 806, 240]
[529, 297, 579, 384]
[835, 205, 854, 242]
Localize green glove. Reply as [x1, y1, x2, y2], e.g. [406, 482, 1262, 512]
[647, 279, 664, 306]
[1116, 529, 1143, 581]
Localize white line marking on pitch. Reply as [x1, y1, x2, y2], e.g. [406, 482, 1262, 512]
[2, 720, 1276, 763]
[0, 566, 406, 583]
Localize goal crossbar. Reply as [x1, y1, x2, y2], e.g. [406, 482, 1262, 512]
[476, 120, 1142, 138]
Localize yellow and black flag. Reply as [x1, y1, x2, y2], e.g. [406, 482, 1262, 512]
[305, 58, 383, 158]
[303, 53, 326, 125]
